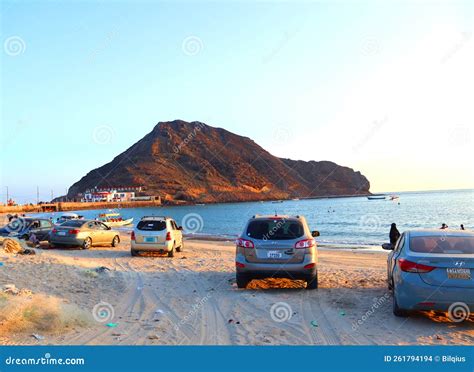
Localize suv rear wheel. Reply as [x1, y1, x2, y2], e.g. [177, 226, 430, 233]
[168, 244, 175, 257]
[236, 273, 250, 289]
[176, 240, 183, 252]
[306, 270, 318, 290]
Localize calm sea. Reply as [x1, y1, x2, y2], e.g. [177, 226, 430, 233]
[33, 189, 473, 249]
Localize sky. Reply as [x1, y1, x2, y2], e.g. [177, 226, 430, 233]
[1, 0, 473, 204]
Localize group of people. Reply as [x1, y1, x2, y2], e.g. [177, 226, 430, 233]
[389, 222, 467, 245]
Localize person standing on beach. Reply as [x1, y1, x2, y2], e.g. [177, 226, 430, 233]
[389, 223, 400, 246]
[440, 223, 448, 229]
[460, 224, 465, 230]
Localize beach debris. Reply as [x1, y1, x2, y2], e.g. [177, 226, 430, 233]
[31, 334, 45, 340]
[310, 320, 318, 328]
[148, 335, 160, 340]
[155, 309, 165, 314]
[2, 238, 24, 254]
[19, 248, 36, 255]
[94, 266, 110, 273]
[339, 311, 346, 316]
[228, 319, 234, 324]
[4, 284, 19, 295]
[106, 323, 118, 328]
[236, 321, 240, 325]
[181, 256, 187, 259]
[83, 270, 99, 278]
[436, 335, 443, 340]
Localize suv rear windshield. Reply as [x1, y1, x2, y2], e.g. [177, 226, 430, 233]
[246, 219, 304, 240]
[410, 236, 474, 254]
[137, 220, 166, 231]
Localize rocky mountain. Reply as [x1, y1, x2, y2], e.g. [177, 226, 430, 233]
[67, 120, 370, 202]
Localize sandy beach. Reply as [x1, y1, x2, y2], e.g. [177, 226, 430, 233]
[0, 234, 472, 346]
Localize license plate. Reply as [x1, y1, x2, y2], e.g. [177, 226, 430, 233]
[267, 250, 283, 259]
[447, 268, 471, 280]
[144, 237, 155, 243]
[57, 231, 66, 236]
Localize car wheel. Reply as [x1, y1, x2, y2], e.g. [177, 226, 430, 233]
[168, 244, 175, 257]
[306, 270, 318, 290]
[111, 235, 120, 247]
[82, 237, 92, 250]
[236, 273, 250, 289]
[176, 240, 183, 252]
[131, 249, 139, 257]
[393, 289, 409, 317]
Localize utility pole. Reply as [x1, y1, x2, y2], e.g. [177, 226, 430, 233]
[36, 186, 39, 205]
[5, 186, 8, 204]
[51, 189, 54, 202]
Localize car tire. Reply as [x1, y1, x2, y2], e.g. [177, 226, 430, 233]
[176, 240, 183, 252]
[168, 244, 175, 258]
[236, 273, 250, 289]
[131, 249, 139, 257]
[112, 235, 120, 247]
[393, 289, 409, 317]
[82, 237, 92, 250]
[306, 270, 318, 290]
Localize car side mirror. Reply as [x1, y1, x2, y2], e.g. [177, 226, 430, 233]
[311, 230, 320, 237]
[178, 226, 183, 230]
[382, 243, 394, 250]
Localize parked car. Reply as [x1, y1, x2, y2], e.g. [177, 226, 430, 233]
[0, 217, 53, 241]
[131, 216, 183, 257]
[385, 229, 474, 317]
[235, 215, 320, 289]
[49, 219, 120, 249]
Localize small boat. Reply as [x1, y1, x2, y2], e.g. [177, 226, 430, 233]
[367, 195, 387, 200]
[56, 212, 84, 224]
[389, 195, 399, 200]
[271, 200, 284, 204]
[98, 213, 133, 227]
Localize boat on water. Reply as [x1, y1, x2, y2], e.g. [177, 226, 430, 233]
[55, 212, 84, 224]
[389, 195, 399, 200]
[367, 195, 387, 200]
[97, 213, 133, 227]
[271, 200, 284, 204]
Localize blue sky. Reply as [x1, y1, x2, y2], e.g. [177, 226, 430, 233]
[1, 0, 473, 203]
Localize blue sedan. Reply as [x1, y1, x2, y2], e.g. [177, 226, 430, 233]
[385, 229, 474, 318]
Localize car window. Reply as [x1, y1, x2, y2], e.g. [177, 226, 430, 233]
[410, 236, 474, 254]
[246, 219, 304, 240]
[171, 220, 178, 230]
[97, 222, 109, 230]
[137, 220, 166, 231]
[40, 220, 52, 228]
[87, 221, 97, 229]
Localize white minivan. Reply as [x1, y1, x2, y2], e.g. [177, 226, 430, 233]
[131, 216, 183, 257]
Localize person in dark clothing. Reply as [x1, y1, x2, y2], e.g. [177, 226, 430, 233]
[460, 224, 465, 230]
[389, 223, 400, 246]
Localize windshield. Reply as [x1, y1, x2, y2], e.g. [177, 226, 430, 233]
[246, 219, 304, 240]
[137, 220, 166, 231]
[410, 236, 474, 254]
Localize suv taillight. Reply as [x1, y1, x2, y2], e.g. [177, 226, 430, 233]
[131, 231, 135, 241]
[295, 239, 315, 249]
[166, 232, 171, 241]
[52, 228, 57, 234]
[398, 259, 435, 273]
[236, 238, 254, 248]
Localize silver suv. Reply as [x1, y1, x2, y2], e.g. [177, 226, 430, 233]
[235, 215, 320, 289]
[131, 216, 183, 257]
